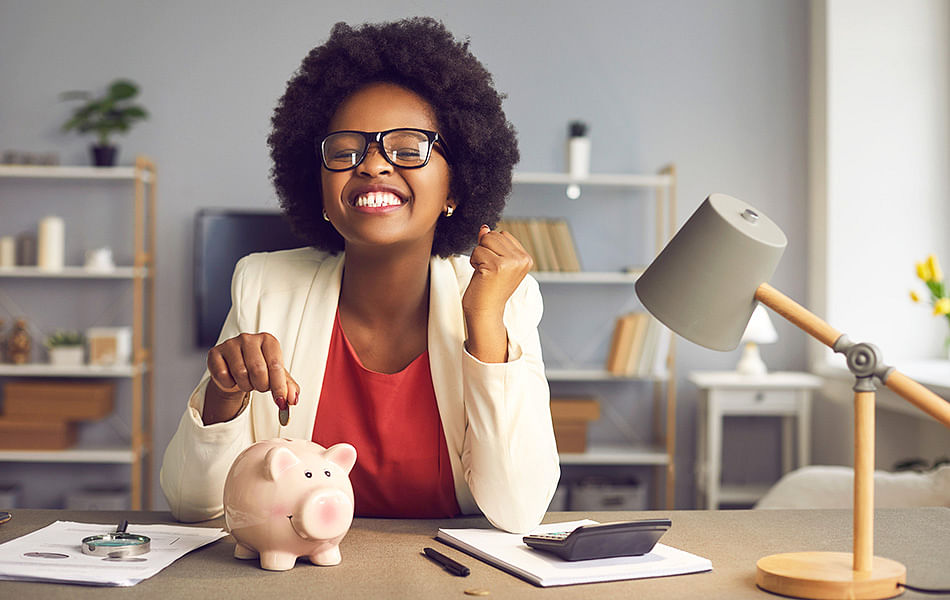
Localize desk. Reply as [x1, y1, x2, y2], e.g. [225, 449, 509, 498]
[1, 508, 947, 599]
[690, 371, 823, 509]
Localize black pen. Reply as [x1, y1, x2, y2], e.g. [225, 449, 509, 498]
[423, 547, 471, 576]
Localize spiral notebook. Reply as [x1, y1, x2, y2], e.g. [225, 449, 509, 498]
[436, 519, 711, 587]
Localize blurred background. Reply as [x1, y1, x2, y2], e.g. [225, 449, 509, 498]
[0, 0, 947, 513]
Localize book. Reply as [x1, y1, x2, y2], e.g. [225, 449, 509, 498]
[635, 317, 661, 376]
[526, 219, 553, 271]
[622, 313, 651, 376]
[605, 312, 639, 375]
[496, 218, 583, 273]
[549, 219, 582, 272]
[436, 519, 712, 587]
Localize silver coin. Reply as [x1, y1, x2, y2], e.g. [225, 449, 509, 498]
[278, 405, 290, 426]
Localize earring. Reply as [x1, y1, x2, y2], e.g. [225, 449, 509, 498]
[323, 210, 330, 222]
[444, 206, 454, 218]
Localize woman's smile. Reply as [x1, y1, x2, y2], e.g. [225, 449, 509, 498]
[347, 183, 408, 214]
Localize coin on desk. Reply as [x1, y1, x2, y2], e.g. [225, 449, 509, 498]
[464, 589, 490, 596]
[278, 404, 290, 427]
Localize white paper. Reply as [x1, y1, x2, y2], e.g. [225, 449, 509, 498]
[0, 520, 227, 587]
[437, 519, 712, 587]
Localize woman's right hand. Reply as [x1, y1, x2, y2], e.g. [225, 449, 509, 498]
[203, 332, 299, 424]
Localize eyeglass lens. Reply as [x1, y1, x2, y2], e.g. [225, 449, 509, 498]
[322, 130, 433, 170]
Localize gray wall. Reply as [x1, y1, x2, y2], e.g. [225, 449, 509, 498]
[0, 0, 809, 509]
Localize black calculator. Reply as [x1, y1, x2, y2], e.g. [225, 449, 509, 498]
[522, 519, 671, 561]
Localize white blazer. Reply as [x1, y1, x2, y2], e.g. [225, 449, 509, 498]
[160, 248, 560, 533]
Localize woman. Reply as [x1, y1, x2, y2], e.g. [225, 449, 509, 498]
[160, 17, 559, 533]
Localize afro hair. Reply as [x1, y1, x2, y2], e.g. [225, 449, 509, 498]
[268, 17, 520, 257]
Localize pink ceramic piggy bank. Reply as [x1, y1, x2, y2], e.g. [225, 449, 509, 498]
[223, 438, 357, 571]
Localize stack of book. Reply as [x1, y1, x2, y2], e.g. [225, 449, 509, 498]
[605, 312, 672, 377]
[496, 218, 581, 272]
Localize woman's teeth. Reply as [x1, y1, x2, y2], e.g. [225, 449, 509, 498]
[354, 191, 402, 208]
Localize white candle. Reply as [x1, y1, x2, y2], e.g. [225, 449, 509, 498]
[0, 236, 15, 267]
[38, 216, 65, 271]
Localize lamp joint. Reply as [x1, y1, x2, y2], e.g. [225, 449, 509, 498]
[832, 334, 895, 392]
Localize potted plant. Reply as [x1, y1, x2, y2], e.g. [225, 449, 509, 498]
[45, 330, 86, 367]
[60, 79, 148, 167]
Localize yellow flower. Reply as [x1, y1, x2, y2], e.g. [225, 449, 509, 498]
[935, 297, 950, 316]
[916, 261, 932, 282]
[910, 290, 921, 303]
[927, 254, 943, 282]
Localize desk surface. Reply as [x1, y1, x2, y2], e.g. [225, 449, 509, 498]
[1, 508, 948, 599]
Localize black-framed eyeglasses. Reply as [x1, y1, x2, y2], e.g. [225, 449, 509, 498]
[317, 128, 450, 172]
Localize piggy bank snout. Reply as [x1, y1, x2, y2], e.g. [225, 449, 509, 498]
[295, 488, 353, 541]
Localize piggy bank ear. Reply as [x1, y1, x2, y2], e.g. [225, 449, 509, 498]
[325, 443, 357, 474]
[264, 446, 301, 481]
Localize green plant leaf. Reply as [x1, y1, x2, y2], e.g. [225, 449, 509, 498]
[109, 80, 138, 101]
[122, 106, 148, 119]
[45, 330, 86, 348]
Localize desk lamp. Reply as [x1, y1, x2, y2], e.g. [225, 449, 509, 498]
[635, 193, 950, 600]
[737, 305, 778, 375]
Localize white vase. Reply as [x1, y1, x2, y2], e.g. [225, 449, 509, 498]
[49, 346, 84, 366]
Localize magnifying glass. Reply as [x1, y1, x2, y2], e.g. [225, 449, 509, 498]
[81, 520, 150, 558]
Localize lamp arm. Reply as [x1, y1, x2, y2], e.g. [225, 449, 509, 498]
[754, 282, 950, 429]
[882, 371, 950, 429]
[754, 282, 841, 347]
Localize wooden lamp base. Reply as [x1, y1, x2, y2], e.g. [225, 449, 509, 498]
[756, 552, 906, 599]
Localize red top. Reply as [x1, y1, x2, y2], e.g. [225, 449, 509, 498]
[312, 311, 461, 518]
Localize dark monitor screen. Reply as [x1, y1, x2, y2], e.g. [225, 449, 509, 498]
[193, 209, 308, 348]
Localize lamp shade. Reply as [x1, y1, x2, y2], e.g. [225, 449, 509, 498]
[741, 304, 778, 345]
[635, 194, 787, 351]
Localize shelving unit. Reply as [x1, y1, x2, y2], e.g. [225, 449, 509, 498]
[0, 157, 155, 509]
[511, 166, 677, 509]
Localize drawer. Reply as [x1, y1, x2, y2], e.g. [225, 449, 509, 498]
[713, 389, 801, 414]
[3, 381, 114, 421]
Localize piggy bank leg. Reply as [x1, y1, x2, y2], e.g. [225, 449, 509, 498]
[309, 545, 342, 566]
[259, 551, 299, 571]
[233, 542, 258, 560]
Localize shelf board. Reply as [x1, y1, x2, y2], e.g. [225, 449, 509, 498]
[531, 270, 643, 284]
[0, 363, 146, 378]
[546, 368, 668, 382]
[0, 445, 135, 464]
[0, 266, 147, 279]
[0, 164, 152, 182]
[513, 171, 673, 188]
[559, 443, 670, 465]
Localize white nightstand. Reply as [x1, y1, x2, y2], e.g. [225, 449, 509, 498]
[689, 371, 823, 509]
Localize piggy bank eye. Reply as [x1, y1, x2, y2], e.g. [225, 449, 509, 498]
[304, 471, 312, 478]
[324, 470, 332, 478]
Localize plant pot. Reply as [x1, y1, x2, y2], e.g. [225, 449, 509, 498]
[90, 144, 118, 167]
[48, 346, 84, 366]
